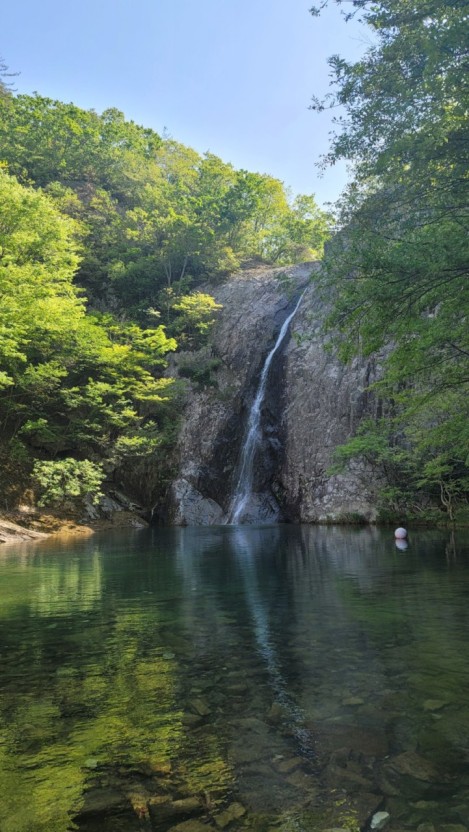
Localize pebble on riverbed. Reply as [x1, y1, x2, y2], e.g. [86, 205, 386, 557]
[273, 756, 303, 774]
[167, 822, 212, 832]
[422, 699, 450, 711]
[370, 811, 391, 830]
[214, 802, 246, 828]
[267, 702, 285, 724]
[188, 697, 211, 716]
[148, 796, 203, 826]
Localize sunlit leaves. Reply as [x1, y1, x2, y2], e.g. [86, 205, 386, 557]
[315, 0, 469, 514]
[32, 459, 105, 508]
[0, 93, 330, 320]
[171, 292, 223, 348]
[0, 170, 179, 503]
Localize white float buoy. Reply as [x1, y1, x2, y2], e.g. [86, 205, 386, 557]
[394, 526, 407, 539]
[395, 539, 408, 551]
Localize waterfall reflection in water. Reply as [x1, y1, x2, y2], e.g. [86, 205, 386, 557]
[231, 526, 316, 759]
[0, 526, 469, 831]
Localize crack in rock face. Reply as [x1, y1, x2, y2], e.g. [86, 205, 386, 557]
[167, 263, 379, 526]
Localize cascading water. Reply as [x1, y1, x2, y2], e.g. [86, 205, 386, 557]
[228, 290, 306, 524]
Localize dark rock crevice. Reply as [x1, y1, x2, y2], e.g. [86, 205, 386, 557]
[166, 263, 379, 525]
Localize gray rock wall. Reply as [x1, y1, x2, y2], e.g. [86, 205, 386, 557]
[166, 264, 380, 524]
[279, 282, 380, 522]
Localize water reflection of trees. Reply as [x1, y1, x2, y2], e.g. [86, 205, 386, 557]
[0, 532, 187, 832]
[0, 526, 468, 830]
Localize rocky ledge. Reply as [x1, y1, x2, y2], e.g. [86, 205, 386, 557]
[0, 517, 50, 544]
[0, 504, 148, 545]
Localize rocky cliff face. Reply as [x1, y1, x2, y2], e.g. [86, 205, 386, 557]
[166, 263, 380, 525]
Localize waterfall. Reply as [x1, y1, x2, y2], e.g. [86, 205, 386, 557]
[228, 290, 306, 524]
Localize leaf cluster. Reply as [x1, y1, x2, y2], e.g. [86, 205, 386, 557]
[0, 170, 178, 508]
[314, 0, 469, 515]
[0, 94, 331, 325]
[0, 89, 332, 509]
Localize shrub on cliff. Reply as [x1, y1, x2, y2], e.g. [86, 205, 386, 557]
[32, 459, 104, 509]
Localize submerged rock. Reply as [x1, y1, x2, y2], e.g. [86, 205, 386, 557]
[377, 750, 448, 801]
[188, 697, 211, 717]
[315, 722, 389, 761]
[370, 811, 391, 830]
[167, 822, 212, 832]
[351, 793, 384, 827]
[439, 826, 469, 832]
[422, 699, 450, 712]
[267, 702, 286, 724]
[273, 757, 303, 774]
[342, 697, 365, 707]
[148, 796, 203, 825]
[214, 802, 246, 828]
[79, 787, 129, 816]
[387, 751, 440, 782]
[182, 712, 203, 728]
[84, 757, 99, 769]
[286, 769, 313, 790]
[325, 762, 375, 794]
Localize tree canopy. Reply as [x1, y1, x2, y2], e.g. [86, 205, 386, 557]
[0, 91, 330, 511]
[0, 169, 177, 507]
[0, 95, 330, 322]
[312, 0, 469, 517]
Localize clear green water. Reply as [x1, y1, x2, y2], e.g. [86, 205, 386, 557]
[1, 525, 469, 832]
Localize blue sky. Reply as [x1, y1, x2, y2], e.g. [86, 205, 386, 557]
[3, 0, 370, 206]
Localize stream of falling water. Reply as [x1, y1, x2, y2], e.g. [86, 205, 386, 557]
[228, 290, 306, 524]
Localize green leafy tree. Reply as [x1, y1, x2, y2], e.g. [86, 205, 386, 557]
[312, 0, 469, 514]
[0, 57, 17, 100]
[32, 458, 104, 508]
[0, 170, 178, 507]
[0, 94, 162, 196]
[0, 169, 82, 393]
[170, 292, 223, 348]
[0, 94, 330, 321]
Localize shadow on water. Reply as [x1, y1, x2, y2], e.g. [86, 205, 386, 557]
[0, 526, 469, 830]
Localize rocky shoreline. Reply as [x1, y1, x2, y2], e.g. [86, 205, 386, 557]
[0, 509, 148, 545]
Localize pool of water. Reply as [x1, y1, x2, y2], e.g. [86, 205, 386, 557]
[0, 525, 469, 832]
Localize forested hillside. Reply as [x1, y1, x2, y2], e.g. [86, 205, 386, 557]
[1, 0, 467, 527]
[0, 89, 330, 513]
[313, 0, 469, 521]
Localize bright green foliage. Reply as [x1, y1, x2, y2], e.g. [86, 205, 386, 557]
[0, 95, 162, 195]
[265, 193, 333, 263]
[0, 91, 330, 510]
[313, 0, 469, 515]
[32, 458, 104, 508]
[0, 170, 178, 506]
[0, 169, 82, 387]
[0, 94, 330, 321]
[171, 292, 223, 348]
